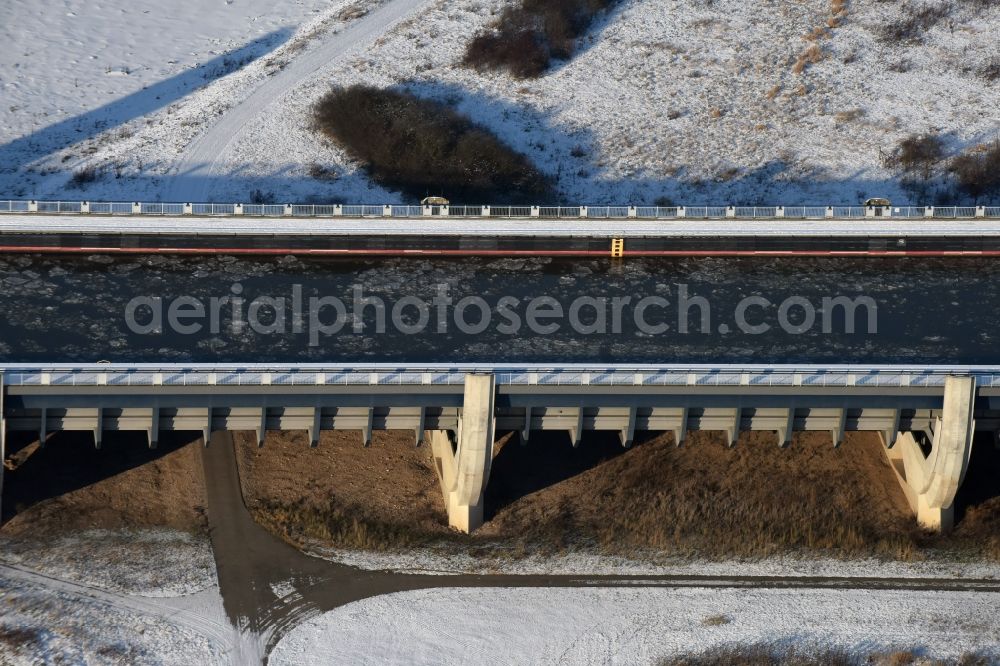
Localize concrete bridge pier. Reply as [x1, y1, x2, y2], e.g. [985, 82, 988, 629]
[884, 376, 976, 533]
[430, 374, 495, 533]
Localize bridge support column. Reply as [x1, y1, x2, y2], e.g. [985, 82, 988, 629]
[884, 376, 975, 533]
[430, 374, 495, 533]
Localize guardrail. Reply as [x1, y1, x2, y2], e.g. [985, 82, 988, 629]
[3, 364, 995, 389]
[0, 200, 997, 220]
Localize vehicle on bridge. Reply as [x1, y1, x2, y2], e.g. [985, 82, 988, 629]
[421, 196, 449, 216]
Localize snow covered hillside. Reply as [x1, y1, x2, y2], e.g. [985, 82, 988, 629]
[1, 0, 998, 204]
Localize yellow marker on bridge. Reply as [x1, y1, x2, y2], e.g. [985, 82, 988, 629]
[611, 238, 625, 258]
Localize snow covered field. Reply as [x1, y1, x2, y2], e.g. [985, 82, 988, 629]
[2, 0, 998, 204]
[0, 529, 217, 596]
[270, 586, 1000, 665]
[310, 543, 1000, 581]
[0, 570, 228, 665]
[0, 530, 236, 665]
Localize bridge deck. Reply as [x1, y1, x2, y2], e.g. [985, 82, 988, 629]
[2, 214, 1000, 238]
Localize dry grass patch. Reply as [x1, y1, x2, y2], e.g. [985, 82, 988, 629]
[834, 108, 865, 123]
[1, 431, 208, 535]
[236, 428, 1000, 562]
[701, 614, 730, 626]
[235, 429, 461, 552]
[793, 44, 825, 74]
[661, 643, 852, 666]
[480, 431, 922, 560]
[661, 645, 991, 666]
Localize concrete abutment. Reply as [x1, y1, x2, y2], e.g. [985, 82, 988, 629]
[430, 374, 496, 533]
[883, 376, 976, 533]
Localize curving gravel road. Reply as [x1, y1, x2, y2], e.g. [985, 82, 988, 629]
[165, 0, 432, 203]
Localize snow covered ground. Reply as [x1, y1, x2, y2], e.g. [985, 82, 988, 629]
[270, 586, 1000, 665]
[2, 0, 998, 204]
[0, 529, 269, 664]
[0, 570, 228, 665]
[0, 529, 217, 596]
[0, 530, 238, 665]
[309, 543, 1000, 581]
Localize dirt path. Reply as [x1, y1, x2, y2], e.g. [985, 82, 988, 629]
[199, 431, 1000, 664]
[165, 0, 433, 202]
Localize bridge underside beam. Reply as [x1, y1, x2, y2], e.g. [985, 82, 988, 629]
[1, 401, 964, 446]
[4, 405, 461, 444]
[492, 406, 937, 447]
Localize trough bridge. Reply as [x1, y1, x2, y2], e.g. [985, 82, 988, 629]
[1, 200, 1000, 256]
[0, 363, 992, 533]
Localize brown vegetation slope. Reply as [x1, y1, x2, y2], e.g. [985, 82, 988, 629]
[234, 427, 1000, 561]
[1, 431, 208, 537]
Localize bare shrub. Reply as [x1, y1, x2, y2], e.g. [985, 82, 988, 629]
[308, 163, 339, 182]
[834, 108, 865, 123]
[879, 651, 917, 666]
[313, 85, 549, 202]
[464, 21, 550, 79]
[463, 0, 622, 78]
[249, 189, 277, 205]
[879, 2, 951, 43]
[661, 643, 853, 666]
[0, 626, 44, 652]
[886, 134, 946, 179]
[700, 614, 730, 626]
[68, 166, 101, 189]
[978, 57, 1000, 82]
[950, 141, 1000, 201]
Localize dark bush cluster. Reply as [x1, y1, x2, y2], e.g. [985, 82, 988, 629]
[979, 56, 1000, 82]
[950, 141, 1000, 201]
[313, 85, 549, 202]
[878, 1, 951, 43]
[464, 0, 621, 78]
[885, 134, 1000, 201]
[68, 166, 101, 189]
[886, 134, 946, 179]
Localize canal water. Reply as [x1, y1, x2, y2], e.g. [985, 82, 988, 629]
[0, 254, 994, 364]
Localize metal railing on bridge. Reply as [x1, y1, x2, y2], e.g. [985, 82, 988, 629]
[0, 200, 996, 220]
[4, 364, 993, 390]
